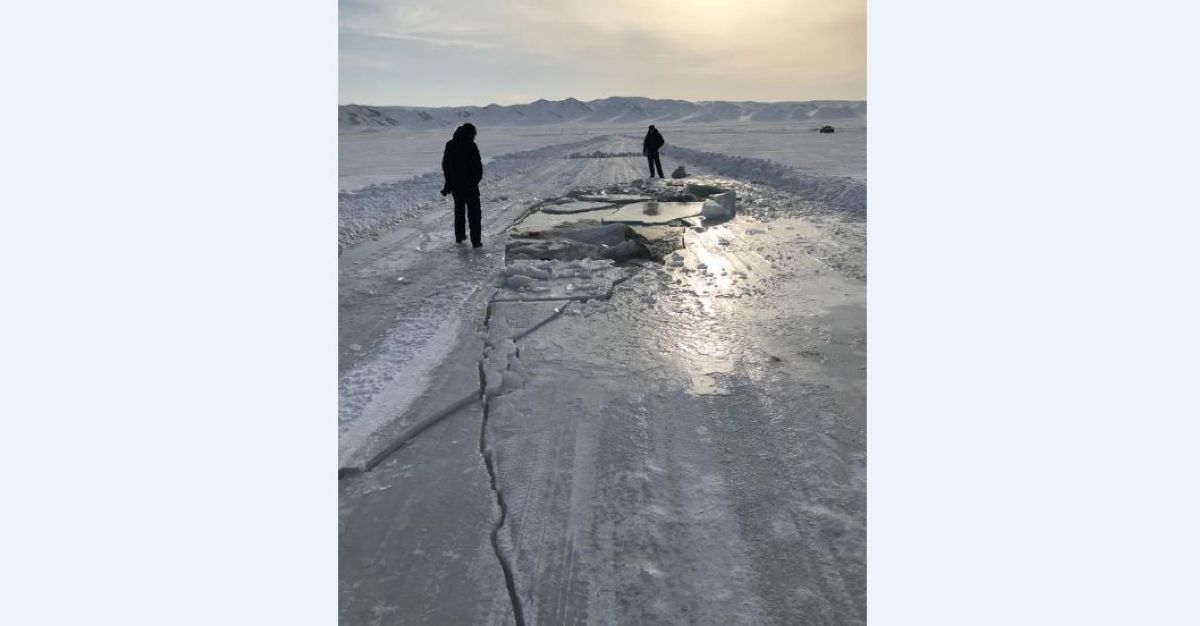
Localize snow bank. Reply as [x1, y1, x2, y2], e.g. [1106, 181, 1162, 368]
[665, 145, 866, 217]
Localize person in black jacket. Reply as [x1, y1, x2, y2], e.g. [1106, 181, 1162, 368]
[440, 123, 484, 247]
[642, 125, 665, 178]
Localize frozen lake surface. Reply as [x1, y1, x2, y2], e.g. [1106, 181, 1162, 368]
[339, 127, 866, 625]
[340, 120, 866, 192]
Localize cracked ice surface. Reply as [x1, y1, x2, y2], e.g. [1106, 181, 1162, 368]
[339, 135, 647, 468]
[496, 259, 631, 302]
[341, 129, 866, 625]
[485, 216, 865, 625]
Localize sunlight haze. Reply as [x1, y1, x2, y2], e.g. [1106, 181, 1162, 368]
[340, 0, 866, 106]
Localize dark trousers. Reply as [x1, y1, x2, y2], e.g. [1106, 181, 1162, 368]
[453, 191, 482, 245]
[647, 152, 664, 178]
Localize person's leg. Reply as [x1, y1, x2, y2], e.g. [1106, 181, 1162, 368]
[467, 194, 482, 247]
[647, 155, 656, 177]
[653, 153, 664, 177]
[453, 193, 466, 242]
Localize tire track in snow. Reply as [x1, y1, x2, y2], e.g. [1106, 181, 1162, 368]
[339, 136, 647, 468]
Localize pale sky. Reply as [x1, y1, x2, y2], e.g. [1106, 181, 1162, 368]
[339, 0, 865, 106]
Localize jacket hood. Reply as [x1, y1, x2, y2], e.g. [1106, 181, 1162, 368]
[453, 123, 477, 141]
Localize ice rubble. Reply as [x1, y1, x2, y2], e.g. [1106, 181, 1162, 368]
[507, 224, 655, 263]
[506, 238, 601, 262]
[560, 223, 648, 247]
[506, 181, 744, 271]
[495, 259, 632, 302]
[665, 144, 866, 217]
[497, 181, 741, 306]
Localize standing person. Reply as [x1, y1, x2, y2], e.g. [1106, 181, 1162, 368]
[440, 123, 484, 247]
[643, 125, 665, 178]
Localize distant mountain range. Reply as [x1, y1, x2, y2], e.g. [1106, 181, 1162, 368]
[339, 97, 866, 131]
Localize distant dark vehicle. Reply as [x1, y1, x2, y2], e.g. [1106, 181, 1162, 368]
[819, 125, 836, 134]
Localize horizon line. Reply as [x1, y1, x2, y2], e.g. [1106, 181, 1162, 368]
[339, 96, 868, 109]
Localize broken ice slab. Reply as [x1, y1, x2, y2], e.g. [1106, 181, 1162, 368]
[685, 183, 730, 198]
[506, 238, 605, 262]
[507, 224, 661, 264]
[576, 194, 652, 204]
[557, 223, 646, 248]
[540, 201, 619, 214]
[509, 210, 616, 236]
[494, 259, 630, 302]
[601, 201, 705, 225]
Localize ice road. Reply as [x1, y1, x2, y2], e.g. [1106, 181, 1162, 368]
[339, 131, 865, 625]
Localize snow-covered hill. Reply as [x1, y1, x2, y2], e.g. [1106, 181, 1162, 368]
[339, 97, 866, 132]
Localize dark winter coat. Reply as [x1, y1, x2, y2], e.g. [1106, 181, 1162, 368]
[442, 124, 483, 195]
[643, 128, 665, 155]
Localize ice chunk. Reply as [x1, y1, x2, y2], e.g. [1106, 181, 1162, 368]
[714, 190, 736, 215]
[600, 239, 654, 263]
[701, 199, 729, 220]
[559, 223, 644, 248]
[506, 238, 604, 262]
[505, 264, 551, 280]
[554, 224, 656, 263]
[701, 191, 736, 221]
[505, 274, 539, 289]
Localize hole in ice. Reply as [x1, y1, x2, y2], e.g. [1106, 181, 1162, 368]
[602, 201, 705, 225]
